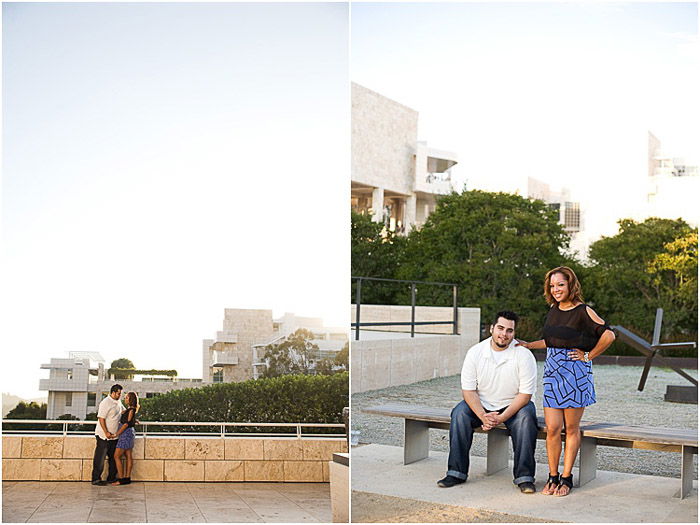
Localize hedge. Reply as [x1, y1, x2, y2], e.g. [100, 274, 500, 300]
[139, 372, 348, 434]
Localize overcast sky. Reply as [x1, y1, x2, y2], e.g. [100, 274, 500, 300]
[2, 2, 349, 399]
[351, 2, 698, 248]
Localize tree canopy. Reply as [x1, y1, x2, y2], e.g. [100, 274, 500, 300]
[110, 358, 136, 379]
[395, 191, 573, 339]
[585, 217, 697, 352]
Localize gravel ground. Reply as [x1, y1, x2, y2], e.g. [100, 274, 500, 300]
[352, 363, 698, 478]
[351, 491, 551, 523]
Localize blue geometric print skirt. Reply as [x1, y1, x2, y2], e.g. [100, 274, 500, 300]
[116, 427, 135, 450]
[543, 348, 596, 408]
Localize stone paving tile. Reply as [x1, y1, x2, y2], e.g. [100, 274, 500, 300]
[3, 482, 331, 523]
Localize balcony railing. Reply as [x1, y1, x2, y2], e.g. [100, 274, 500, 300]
[351, 276, 459, 341]
[2, 419, 346, 439]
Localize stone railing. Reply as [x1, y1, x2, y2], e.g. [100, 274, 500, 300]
[2, 435, 347, 482]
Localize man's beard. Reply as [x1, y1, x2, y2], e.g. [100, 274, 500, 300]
[493, 339, 510, 349]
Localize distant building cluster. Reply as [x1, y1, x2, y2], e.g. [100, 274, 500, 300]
[40, 309, 347, 419]
[646, 131, 698, 226]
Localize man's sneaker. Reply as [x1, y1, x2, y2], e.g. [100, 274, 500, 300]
[91, 480, 107, 486]
[518, 482, 536, 494]
[437, 475, 465, 488]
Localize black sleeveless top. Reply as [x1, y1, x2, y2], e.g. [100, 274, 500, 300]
[543, 303, 610, 351]
[120, 407, 136, 428]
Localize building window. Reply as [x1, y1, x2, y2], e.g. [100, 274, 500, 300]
[65, 393, 72, 407]
[146, 392, 160, 399]
[564, 202, 580, 230]
[87, 393, 96, 406]
[213, 367, 224, 383]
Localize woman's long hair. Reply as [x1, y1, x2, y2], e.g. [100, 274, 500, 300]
[543, 266, 584, 306]
[125, 392, 140, 413]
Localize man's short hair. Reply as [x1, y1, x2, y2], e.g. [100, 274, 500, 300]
[492, 311, 519, 326]
[110, 384, 123, 394]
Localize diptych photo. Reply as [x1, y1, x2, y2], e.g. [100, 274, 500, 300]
[2, 1, 698, 524]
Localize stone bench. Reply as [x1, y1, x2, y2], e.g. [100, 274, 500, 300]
[363, 403, 698, 499]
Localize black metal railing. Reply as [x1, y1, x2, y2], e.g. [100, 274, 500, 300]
[351, 276, 459, 341]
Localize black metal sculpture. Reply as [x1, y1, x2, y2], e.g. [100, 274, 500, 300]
[612, 308, 697, 403]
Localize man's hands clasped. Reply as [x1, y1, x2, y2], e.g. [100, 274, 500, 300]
[479, 411, 503, 431]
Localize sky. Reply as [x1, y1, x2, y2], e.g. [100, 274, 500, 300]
[351, 2, 699, 250]
[1, 3, 349, 399]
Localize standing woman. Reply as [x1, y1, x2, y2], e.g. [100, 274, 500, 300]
[519, 266, 615, 496]
[111, 392, 139, 485]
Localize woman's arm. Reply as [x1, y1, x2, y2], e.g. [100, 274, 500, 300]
[517, 339, 546, 350]
[114, 423, 128, 437]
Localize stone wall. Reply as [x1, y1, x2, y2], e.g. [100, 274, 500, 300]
[351, 306, 481, 393]
[2, 435, 347, 483]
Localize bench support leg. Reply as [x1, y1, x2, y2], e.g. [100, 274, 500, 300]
[578, 437, 597, 488]
[404, 419, 429, 465]
[486, 431, 509, 475]
[675, 445, 695, 499]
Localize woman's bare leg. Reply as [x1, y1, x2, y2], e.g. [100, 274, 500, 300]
[112, 448, 124, 483]
[557, 407, 585, 495]
[125, 449, 133, 478]
[543, 408, 564, 494]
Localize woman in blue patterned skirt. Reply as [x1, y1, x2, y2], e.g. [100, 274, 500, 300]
[111, 392, 139, 485]
[519, 266, 615, 496]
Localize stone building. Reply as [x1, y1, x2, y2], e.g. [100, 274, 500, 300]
[39, 352, 202, 419]
[351, 83, 458, 233]
[202, 309, 347, 382]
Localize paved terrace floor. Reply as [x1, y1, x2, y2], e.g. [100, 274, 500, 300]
[2, 481, 331, 523]
[352, 444, 698, 523]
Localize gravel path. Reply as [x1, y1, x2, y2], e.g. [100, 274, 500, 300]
[351, 363, 698, 478]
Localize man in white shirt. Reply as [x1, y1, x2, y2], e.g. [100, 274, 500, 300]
[437, 311, 539, 493]
[91, 384, 124, 485]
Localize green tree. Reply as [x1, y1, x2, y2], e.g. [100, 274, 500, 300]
[334, 342, 349, 369]
[586, 218, 697, 353]
[395, 190, 572, 340]
[351, 210, 408, 304]
[262, 329, 319, 378]
[4, 401, 48, 431]
[110, 358, 136, 379]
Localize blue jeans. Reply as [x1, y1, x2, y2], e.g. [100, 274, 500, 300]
[446, 400, 537, 485]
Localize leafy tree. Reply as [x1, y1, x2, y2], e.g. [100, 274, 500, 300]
[586, 218, 697, 354]
[262, 329, 319, 377]
[351, 210, 408, 304]
[334, 342, 349, 369]
[48, 413, 82, 432]
[110, 358, 136, 379]
[395, 190, 572, 340]
[5, 401, 46, 419]
[315, 358, 336, 375]
[4, 401, 47, 431]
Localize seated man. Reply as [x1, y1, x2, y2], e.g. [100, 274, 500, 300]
[437, 310, 538, 493]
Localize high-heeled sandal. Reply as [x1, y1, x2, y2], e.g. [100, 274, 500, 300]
[555, 474, 573, 496]
[541, 473, 560, 495]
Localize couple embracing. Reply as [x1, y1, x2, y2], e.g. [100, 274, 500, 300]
[437, 266, 615, 496]
[91, 384, 139, 486]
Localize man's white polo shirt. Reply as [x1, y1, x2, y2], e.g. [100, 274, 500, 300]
[460, 337, 537, 411]
[94, 396, 123, 440]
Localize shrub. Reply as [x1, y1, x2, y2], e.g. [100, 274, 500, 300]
[139, 372, 348, 434]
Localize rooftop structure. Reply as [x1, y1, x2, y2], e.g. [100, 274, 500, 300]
[526, 176, 587, 256]
[351, 83, 458, 233]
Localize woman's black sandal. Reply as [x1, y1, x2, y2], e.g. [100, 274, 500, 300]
[542, 473, 560, 495]
[555, 474, 573, 496]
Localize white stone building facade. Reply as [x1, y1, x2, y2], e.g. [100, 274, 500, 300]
[351, 83, 458, 233]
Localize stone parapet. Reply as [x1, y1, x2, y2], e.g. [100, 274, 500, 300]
[2, 435, 346, 482]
